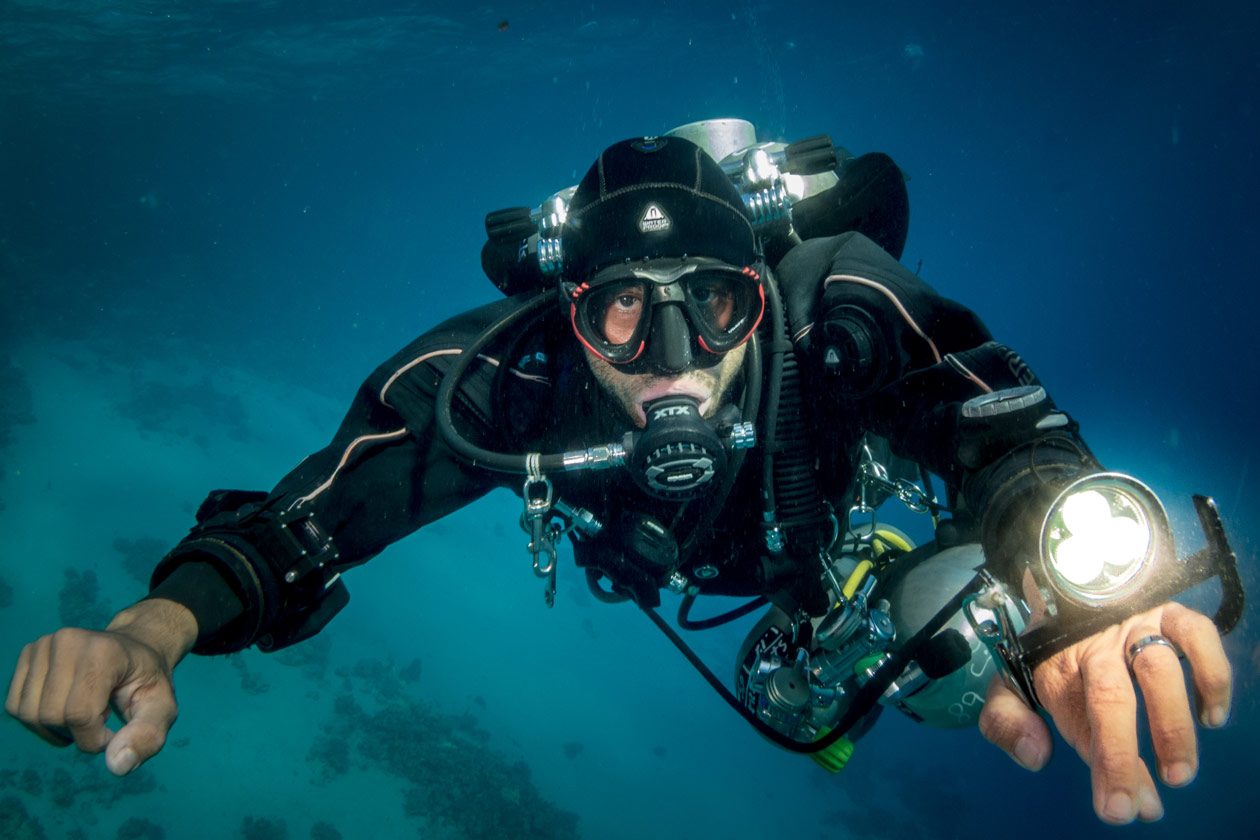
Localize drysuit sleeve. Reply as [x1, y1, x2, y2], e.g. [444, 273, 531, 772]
[148, 296, 530, 654]
[777, 232, 1097, 570]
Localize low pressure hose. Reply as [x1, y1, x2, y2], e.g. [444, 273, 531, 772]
[434, 290, 562, 474]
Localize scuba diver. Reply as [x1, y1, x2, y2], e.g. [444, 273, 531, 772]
[6, 119, 1244, 826]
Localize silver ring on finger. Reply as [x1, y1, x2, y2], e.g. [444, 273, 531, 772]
[1126, 633, 1182, 675]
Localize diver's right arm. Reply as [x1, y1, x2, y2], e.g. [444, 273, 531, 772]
[7, 297, 527, 772]
[142, 301, 517, 656]
[5, 597, 199, 775]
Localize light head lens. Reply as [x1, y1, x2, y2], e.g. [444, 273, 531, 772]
[1040, 474, 1167, 606]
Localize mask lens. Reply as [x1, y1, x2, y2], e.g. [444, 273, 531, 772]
[684, 269, 762, 350]
[582, 280, 650, 349]
[685, 273, 745, 333]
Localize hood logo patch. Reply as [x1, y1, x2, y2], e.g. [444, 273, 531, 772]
[639, 203, 671, 233]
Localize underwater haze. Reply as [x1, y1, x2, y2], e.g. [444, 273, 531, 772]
[2, 1, 1258, 839]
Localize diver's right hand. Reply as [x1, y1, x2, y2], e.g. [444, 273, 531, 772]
[5, 598, 198, 775]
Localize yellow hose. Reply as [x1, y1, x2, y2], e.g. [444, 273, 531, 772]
[872, 528, 914, 555]
[841, 559, 874, 601]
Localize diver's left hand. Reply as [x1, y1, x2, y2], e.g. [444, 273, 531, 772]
[977, 601, 1232, 825]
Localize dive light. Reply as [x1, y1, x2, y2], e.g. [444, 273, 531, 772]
[969, 473, 1245, 709]
[1039, 474, 1168, 609]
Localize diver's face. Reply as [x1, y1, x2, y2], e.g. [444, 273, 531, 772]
[583, 341, 747, 428]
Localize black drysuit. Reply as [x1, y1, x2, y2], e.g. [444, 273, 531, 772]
[149, 232, 1088, 655]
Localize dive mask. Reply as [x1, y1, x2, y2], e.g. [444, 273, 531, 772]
[568, 257, 765, 374]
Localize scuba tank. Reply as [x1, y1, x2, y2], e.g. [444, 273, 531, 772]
[730, 437, 1019, 771]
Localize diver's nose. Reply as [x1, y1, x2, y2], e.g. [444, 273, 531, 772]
[648, 304, 692, 374]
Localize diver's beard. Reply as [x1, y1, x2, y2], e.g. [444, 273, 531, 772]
[585, 345, 747, 429]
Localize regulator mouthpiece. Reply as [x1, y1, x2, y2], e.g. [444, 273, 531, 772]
[626, 395, 726, 500]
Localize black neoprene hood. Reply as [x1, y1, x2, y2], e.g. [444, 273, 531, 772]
[562, 136, 758, 281]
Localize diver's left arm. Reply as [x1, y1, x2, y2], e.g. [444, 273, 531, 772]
[980, 602, 1232, 824]
[780, 231, 1234, 824]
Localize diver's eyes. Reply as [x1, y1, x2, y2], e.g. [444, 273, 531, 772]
[688, 276, 736, 304]
[598, 285, 646, 345]
[692, 284, 727, 304]
[688, 278, 737, 330]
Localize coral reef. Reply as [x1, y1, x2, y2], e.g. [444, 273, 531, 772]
[359, 701, 579, 839]
[0, 795, 48, 840]
[306, 733, 351, 782]
[18, 768, 42, 797]
[115, 817, 165, 840]
[0, 759, 157, 815]
[273, 631, 332, 681]
[397, 656, 422, 684]
[337, 658, 404, 704]
[332, 692, 364, 720]
[113, 373, 250, 446]
[229, 654, 271, 696]
[239, 816, 288, 840]
[309, 823, 342, 840]
[57, 568, 112, 629]
[316, 657, 581, 839]
[49, 769, 74, 809]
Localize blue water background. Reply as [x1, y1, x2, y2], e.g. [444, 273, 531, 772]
[2, 2, 1258, 839]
